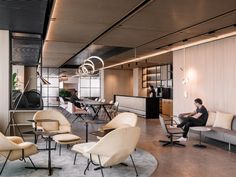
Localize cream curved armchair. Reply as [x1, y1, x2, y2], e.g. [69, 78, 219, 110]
[72, 127, 141, 177]
[0, 132, 38, 175]
[33, 109, 71, 134]
[102, 112, 138, 130]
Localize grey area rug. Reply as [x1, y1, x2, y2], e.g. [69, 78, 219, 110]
[0, 144, 157, 177]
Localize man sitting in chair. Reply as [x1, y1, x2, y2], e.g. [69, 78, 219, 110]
[176, 98, 208, 142]
[70, 89, 82, 108]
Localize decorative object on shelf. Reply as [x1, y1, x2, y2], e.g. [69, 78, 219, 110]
[4, 71, 50, 138]
[142, 64, 173, 91]
[73, 56, 104, 77]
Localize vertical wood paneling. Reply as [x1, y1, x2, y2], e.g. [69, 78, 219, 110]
[174, 35, 236, 115]
[0, 30, 9, 132]
[104, 69, 133, 101]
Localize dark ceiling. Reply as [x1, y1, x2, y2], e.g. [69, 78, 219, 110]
[0, 0, 53, 66]
[0, 0, 49, 34]
[43, 0, 236, 68]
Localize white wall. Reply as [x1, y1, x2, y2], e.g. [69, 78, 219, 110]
[173, 35, 236, 115]
[0, 30, 9, 132]
[133, 68, 139, 96]
[133, 68, 147, 97]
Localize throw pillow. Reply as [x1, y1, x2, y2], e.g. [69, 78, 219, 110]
[206, 111, 216, 126]
[213, 111, 234, 130]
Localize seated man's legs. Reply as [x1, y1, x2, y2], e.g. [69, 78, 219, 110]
[178, 117, 205, 138]
[177, 117, 193, 128]
[174, 114, 185, 125]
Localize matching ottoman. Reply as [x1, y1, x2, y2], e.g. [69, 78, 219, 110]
[53, 134, 81, 155]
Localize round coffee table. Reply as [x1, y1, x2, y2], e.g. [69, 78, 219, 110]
[190, 126, 211, 148]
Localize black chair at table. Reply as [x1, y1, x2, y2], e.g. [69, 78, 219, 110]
[159, 115, 185, 147]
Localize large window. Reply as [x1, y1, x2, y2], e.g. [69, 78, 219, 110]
[38, 68, 59, 107]
[79, 76, 100, 98]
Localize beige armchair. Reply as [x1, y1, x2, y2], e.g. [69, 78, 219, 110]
[33, 109, 71, 134]
[102, 112, 138, 130]
[72, 127, 141, 177]
[0, 132, 38, 175]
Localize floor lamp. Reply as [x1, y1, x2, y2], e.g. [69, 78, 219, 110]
[4, 71, 50, 138]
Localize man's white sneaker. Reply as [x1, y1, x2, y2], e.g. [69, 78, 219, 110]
[169, 125, 177, 128]
[176, 137, 187, 142]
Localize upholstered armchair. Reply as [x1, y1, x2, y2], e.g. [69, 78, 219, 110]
[101, 112, 138, 130]
[72, 127, 141, 177]
[33, 109, 71, 134]
[0, 132, 38, 175]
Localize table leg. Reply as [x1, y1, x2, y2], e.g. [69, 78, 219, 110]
[85, 122, 88, 143]
[103, 105, 112, 120]
[26, 135, 62, 176]
[90, 105, 97, 114]
[193, 131, 207, 148]
[48, 137, 52, 175]
[93, 106, 101, 120]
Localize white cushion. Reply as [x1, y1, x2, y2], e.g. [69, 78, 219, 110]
[53, 134, 80, 143]
[72, 142, 96, 154]
[213, 111, 234, 130]
[206, 111, 216, 126]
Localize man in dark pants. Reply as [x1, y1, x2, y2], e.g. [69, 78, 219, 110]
[176, 98, 208, 141]
[70, 90, 81, 108]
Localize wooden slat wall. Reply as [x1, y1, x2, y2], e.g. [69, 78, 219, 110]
[173, 35, 236, 115]
[103, 69, 133, 102]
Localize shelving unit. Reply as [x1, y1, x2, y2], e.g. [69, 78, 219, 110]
[142, 64, 172, 89]
[142, 64, 173, 115]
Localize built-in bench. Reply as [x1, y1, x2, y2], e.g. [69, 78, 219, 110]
[190, 112, 236, 151]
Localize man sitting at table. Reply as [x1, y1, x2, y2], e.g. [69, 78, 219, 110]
[70, 89, 82, 108]
[175, 98, 208, 142]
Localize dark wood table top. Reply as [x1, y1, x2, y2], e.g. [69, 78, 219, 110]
[90, 128, 115, 137]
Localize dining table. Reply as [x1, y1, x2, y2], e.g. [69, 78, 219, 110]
[77, 100, 114, 120]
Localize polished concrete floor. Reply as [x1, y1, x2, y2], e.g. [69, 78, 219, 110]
[67, 113, 236, 177]
[137, 118, 236, 177]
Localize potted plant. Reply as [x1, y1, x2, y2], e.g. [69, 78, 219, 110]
[59, 89, 71, 99]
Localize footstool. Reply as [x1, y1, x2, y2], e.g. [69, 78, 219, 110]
[53, 134, 81, 155]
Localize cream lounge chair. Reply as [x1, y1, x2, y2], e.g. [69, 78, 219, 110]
[0, 132, 38, 175]
[72, 127, 141, 177]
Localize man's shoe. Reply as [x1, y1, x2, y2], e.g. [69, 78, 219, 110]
[169, 125, 177, 128]
[176, 137, 187, 142]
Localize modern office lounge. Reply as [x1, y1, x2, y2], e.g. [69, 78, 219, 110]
[1, 0, 236, 177]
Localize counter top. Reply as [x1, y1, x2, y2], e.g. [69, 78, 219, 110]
[115, 94, 161, 99]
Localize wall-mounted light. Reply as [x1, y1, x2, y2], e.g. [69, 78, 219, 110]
[184, 90, 188, 98]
